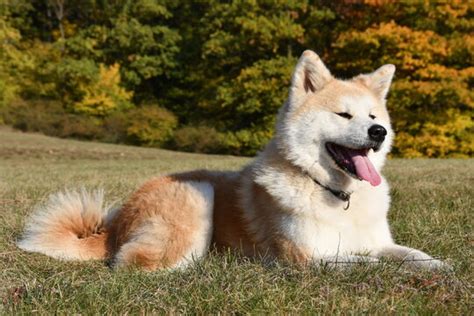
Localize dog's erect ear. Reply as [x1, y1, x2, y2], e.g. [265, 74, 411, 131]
[356, 64, 395, 100]
[288, 50, 332, 106]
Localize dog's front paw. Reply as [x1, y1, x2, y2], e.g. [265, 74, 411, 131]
[420, 259, 453, 272]
[376, 245, 453, 272]
[405, 257, 453, 272]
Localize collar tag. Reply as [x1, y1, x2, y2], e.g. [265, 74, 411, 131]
[336, 191, 350, 201]
[308, 174, 352, 210]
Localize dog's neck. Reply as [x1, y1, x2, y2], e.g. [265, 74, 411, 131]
[305, 172, 352, 210]
[258, 139, 354, 210]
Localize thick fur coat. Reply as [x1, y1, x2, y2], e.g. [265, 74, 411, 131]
[18, 51, 448, 271]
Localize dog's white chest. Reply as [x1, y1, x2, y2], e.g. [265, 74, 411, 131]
[281, 184, 393, 257]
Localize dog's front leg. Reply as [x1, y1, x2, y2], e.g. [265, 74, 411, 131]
[273, 237, 379, 268]
[374, 244, 451, 271]
[313, 255, 379, 269]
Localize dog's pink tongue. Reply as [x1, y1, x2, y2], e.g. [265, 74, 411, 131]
[351, 154, 381, 186]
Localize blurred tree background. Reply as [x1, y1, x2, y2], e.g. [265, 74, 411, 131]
[0, 0, 472, 157]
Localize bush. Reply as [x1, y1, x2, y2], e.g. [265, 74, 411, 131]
[221, 129, 273, 156]
[2, 98, 104, 140]
[172, 126, 224, 153]
[101, 111, 130, 144]
[2, 99, 181, 147]
[126, 105, 177, 147]
[57, 115, 103, 140]
[2, 99, 65, 135]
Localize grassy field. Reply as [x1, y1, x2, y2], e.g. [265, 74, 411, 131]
[0, 127, 472, 314]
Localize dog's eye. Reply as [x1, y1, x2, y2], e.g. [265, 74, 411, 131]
[336, 112, 353, 120]
[369, 114, 376, 119]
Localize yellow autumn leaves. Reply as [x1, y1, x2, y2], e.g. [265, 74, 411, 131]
[74, 64, 133, 116]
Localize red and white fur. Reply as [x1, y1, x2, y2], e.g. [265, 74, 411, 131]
[18, 51, 448, 271]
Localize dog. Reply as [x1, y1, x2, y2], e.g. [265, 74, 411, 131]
[18, 50, 448, 271]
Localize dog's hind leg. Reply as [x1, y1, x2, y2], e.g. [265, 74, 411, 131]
[109, 178, 214, 271]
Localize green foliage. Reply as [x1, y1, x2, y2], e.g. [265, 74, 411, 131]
[209, 56, 296, 154]
[0, 9, 33, 117]
[0, 1, 472, 157]
[105, 16, 180, 89]
[61, 0, 181, 93]
[222, 128, 275, 156]
[216, 56, 295, 126]
[0, 25, 20, 116]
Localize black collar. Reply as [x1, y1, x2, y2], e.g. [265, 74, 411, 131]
[308, 175, 352, 210]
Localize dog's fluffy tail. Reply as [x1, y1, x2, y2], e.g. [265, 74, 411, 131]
[17, 189, 116, 261]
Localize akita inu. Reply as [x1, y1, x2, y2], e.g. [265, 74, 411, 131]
[18, 50, 448, 271]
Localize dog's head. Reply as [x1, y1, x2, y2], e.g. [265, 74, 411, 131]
[276, 50, 395, 188]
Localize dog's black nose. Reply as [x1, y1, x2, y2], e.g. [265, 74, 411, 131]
[368, 125, 387, 142]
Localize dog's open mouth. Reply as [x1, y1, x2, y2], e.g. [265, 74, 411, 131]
[326, 143, 381, 186]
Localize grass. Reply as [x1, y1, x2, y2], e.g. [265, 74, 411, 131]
[0, 127, 472, 314]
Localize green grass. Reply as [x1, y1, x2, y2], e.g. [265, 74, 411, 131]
[0, 127, 472, 314]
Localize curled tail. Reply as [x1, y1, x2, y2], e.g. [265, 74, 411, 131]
[17, 189, 116, 261]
